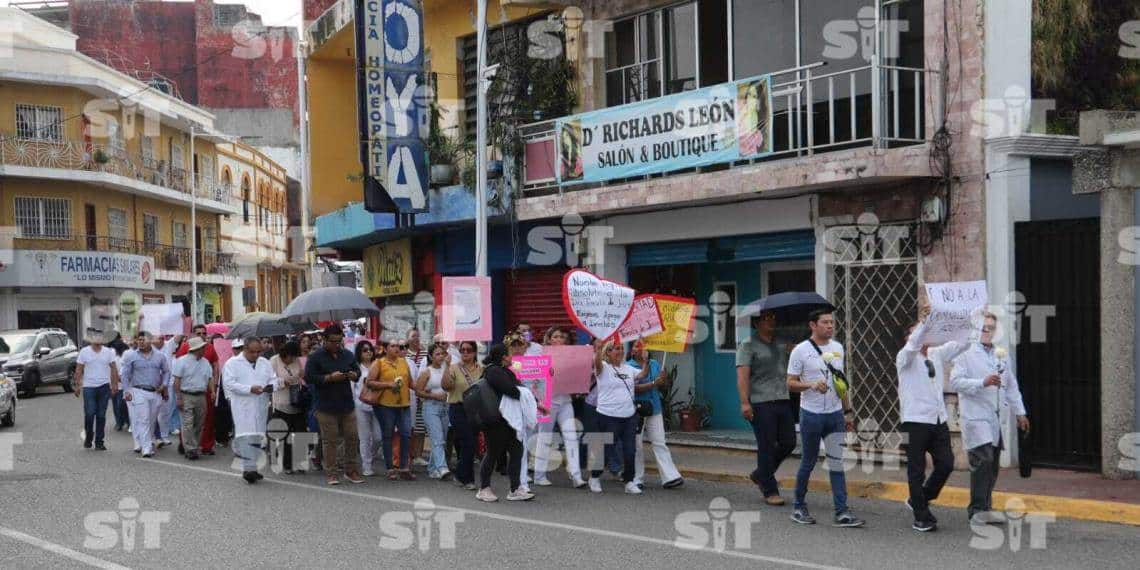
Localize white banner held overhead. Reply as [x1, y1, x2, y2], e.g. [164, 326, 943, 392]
[922, 280, 988, 345]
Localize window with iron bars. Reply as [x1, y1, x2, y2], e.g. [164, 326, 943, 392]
[14, 197, 70, 239]
[108, 207, 129, 248]
[15, 105, 63, 141]
[172, 221, 189, 248]
[143, 214, 158, 249]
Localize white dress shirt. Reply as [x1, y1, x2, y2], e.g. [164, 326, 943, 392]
[950, 343, 1027, 450]
[222, 353, 279, 438]
[896, 321, 968, 424]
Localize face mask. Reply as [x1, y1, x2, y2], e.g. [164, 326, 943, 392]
[522, 331, 532, 343]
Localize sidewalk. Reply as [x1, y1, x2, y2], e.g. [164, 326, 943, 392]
[647, 444, 1140, 526]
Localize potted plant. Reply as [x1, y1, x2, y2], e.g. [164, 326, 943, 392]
[92, 148, 110, 165]
[677, 396, 712, 433]
[427, 101, 467, 186]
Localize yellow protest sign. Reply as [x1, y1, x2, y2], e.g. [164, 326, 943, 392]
[363, 238, 413, 297]
[642, 295, 697, 353]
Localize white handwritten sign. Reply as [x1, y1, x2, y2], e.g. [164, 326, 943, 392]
[561, 269, 635, 341]
[922, 280, 988, 345]
[616, 294, 664, 341]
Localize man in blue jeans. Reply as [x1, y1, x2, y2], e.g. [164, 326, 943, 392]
[74, 330, 120, 451]
[786, 309, 864, 528]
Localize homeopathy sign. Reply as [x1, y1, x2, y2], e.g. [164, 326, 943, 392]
[555, 75, 773, 185]
[355, 0, 429, 213]
[0, 250, 154, 289]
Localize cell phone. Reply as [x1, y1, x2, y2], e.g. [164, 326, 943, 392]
[262, 384, 274, 393]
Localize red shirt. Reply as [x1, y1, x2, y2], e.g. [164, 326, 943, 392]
[176, 340, 219, 364]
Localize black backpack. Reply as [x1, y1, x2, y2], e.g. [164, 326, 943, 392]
[462, 372, 502, 430]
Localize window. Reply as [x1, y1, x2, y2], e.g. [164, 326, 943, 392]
[198, 155, 214, 184]
[605, 11, 661, 106]
[108, 208, 129, 246]
[662, 3, 697, 94]
[140, 136, 155, 166]
[106, 118, 125, 156]
[732, 0, 797, 80]
[143, 214, 158, 249]
[15, 104, 63, 141]
[172, 221, 188, 248]
[14, 197, 70, 239]
[204, 225, 217, 253]
[171, 140, 185, 171]
[46, 334, 62, 350]
[242, 178, 251, 223]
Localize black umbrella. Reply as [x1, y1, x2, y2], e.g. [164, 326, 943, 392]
[736, 292, 834, 326]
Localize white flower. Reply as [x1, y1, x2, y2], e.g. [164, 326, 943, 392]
[995, 347, 1008, 359]
[822, 352, 837, 362]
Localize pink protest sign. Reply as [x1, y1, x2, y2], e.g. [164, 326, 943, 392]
[616, 294, 664, 341]
[440, 276, 493, 341]
[542, 345, 594, 396]
[213, 338, 234, 369]
[511, 355, 553, 424]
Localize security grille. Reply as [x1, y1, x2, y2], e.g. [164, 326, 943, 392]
[172, 221, 189, 248]
[143, 214, 158, 249]
[14, 196, 70, 238]
[827, 222, 919, 450]
[108, 208, 129, 247]
[15, 104, 62, 141]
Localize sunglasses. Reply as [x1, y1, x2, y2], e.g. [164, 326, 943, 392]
[388, 344, 407, 350]
[459, 347, 475, 353]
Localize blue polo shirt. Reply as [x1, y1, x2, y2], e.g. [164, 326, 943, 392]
[627, 358, 662, 416]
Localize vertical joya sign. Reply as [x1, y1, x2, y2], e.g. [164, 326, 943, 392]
[356, 0, 429, 212]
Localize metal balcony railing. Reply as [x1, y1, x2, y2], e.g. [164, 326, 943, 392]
[12, 235, 238, 276]
[521, 63, 943, 194]
[0, 135, 234, 206]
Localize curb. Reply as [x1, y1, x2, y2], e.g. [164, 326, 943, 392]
[649, 467, 1140, 526]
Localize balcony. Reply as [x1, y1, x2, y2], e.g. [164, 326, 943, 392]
[521, 63, 942, 200]
[13, 235, 238, 277]
[0, 135, 240, 215]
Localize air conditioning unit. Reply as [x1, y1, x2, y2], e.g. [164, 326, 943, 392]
[163, 252, 182, 269]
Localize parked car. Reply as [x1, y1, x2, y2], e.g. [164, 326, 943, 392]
[0, 373, 15, 427]
[0, 329, 79, 397]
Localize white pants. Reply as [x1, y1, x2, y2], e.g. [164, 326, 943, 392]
[635, 413, 681, 485]
[156, 384, 175, 439]
[355, 406, 382, 472]
[127, 388, 162, 454]
[533, 400, 582, 481]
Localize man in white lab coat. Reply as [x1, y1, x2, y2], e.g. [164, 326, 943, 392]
[222, 336, 279, 484]
[950, 313, 1031, 525]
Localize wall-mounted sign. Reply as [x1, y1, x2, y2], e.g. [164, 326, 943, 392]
[556, 75, 773, 185]
[356, 0, 429, 213]
[363, 238, 413, 297]
[0, 250, 154, 289]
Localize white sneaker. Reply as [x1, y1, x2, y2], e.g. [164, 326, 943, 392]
[438, 469, 452, 481]
[624, 482, 643, 495]
[588, 477, 602, 493]
[362, 469, 376, 477]
[428, 470, 442, 480]
[506, 489, 536, 501]
[571, 476, 587, 489]
[160, 439, 172, 447]
[517, 485, 531, 495]
[475, 488, 498, 502]
[534, 477, 553, 486]
[414, 457, 429, 467]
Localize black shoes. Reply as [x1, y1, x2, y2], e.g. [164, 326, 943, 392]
[912, 519, 937, 532]
[94, 443, 107, 451]
[242, 471, 260, 484]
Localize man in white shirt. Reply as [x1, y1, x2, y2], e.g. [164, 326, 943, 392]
[786, 309, 864, 528]
[896, 304, 968, 532]
[222, 336, 279, 484]
[951, 313, 1030, 525]
[74, 330, 120, 451]
[173, 337, 214, 460]
[120, 331, 170, 458]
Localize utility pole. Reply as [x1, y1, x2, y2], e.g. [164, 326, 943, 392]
[474, 0, 488, 278]
[189, 126, 198, 323]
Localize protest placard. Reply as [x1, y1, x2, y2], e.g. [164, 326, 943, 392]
[616, 295, 664, 341]
[440, 276, 492, 341]
[139, 303, 184, 336]
[543, 345, 594, 395]
[561, 269, 635, 341]
[511, 355, 553, 423]
[922, 280, 988, 345]
[642, 296, 698, 353]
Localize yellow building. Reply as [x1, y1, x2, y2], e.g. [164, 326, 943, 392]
[303, 0, 558, 218]
[0, 8, 301, 339]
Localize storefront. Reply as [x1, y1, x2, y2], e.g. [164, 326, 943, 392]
[0, 249, 155, 343]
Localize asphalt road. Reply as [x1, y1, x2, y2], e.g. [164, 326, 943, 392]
[1, 390, 1137, 569]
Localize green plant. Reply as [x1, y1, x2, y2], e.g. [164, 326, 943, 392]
[427, 100, 470, 167]
[92, 148, 110, 164]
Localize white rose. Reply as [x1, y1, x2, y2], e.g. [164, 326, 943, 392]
[822, 352, 837, 362]
[995, 347, 1008, 359]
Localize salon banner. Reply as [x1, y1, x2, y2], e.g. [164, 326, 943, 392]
[555, 75, 772, 185]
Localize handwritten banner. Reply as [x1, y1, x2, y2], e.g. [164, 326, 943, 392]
[440, 276, 492, 341]
[922, 281, 988, 345]
[512, 355, 553, 424]
[543, 345, 594, 395]
[139, 303, 184, 336]
[642, 296, 698, 353]
[561, 269, 635, 341]
[616, 294, 664, 341]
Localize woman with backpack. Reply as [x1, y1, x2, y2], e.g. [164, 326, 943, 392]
[442, 340, 482, 490]
[475, 344, 534, 503]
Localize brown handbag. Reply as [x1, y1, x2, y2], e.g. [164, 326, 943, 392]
[358, 361, 383, 406]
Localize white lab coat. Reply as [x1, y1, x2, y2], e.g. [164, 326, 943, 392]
[222, 353, 279, 438]
[896, 321, 968, 424]
[950, 343, 1027, 450]
[500, 387, 538, 443]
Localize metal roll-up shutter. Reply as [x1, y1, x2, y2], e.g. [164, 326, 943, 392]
[730, 230, 815, 262]
[505, 268, 570, 336]
[627, 239, 710, 267]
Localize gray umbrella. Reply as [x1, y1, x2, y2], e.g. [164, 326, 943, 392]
[226, 312, 309, 339]
[736, 292, 833, 325]
[280, 287, 380, 325]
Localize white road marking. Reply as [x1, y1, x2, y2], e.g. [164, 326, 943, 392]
[150, 459, 846, 570]
[0, 526, 132, 570]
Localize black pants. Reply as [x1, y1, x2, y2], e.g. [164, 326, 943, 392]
[272, 410, 309, 471]
[449, 404, 477, 485]
[749, 400, 797, 497]
[902, 421, 954, 523]
[592, 413, 636, 483]
[967, 441, 1002, 518]
[480, 422, 522, 491]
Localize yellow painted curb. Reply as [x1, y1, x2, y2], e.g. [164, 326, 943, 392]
[650, 466, 1140, 526]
